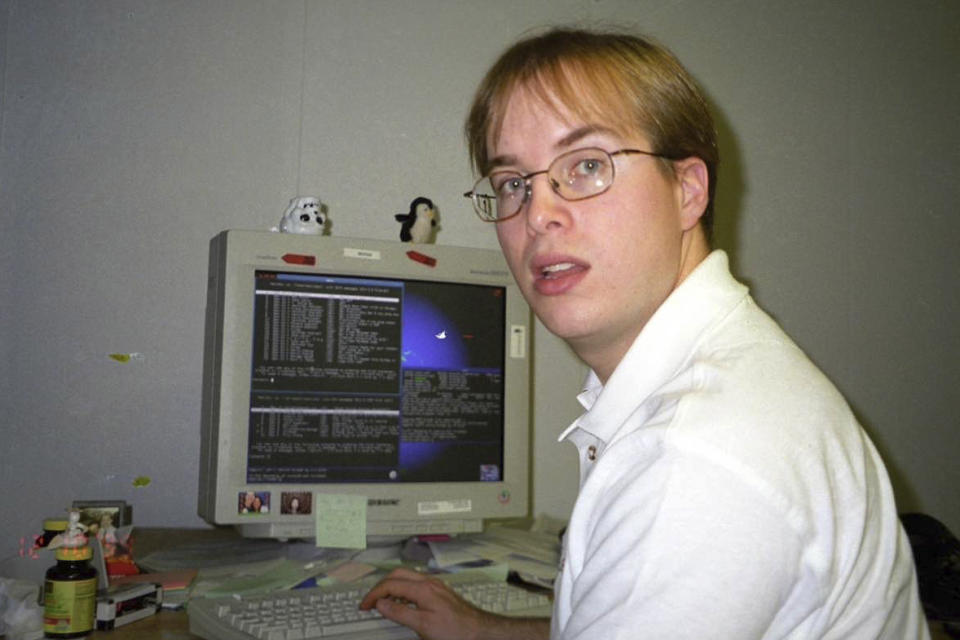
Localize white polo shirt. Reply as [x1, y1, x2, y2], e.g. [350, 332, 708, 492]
[550, 251, 928, 640]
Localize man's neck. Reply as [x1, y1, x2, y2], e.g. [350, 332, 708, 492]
[575, 227, 712, 384]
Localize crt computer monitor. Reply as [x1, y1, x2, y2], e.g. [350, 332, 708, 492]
[197, 230, 532, 540]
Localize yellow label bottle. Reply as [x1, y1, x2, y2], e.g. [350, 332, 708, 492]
[44, 546, 97, 638]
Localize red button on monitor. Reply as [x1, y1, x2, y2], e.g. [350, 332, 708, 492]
[282, 253, 316, 266]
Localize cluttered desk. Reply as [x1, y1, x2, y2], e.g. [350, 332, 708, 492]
[94, 523, 557, 640]
[0, 235, 551, 639]
[7, 523, 950, 640]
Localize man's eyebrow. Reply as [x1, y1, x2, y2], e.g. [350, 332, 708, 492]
[554, 125, 617, 149]
[486, 153, 517, 169]
[487, 124, 618, 170]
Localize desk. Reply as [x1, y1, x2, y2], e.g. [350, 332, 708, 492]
[86, 528, 953, 640]
[90, 527, 231, 640]
[90, 609, 195, 639]
[89, 606, 957, 640]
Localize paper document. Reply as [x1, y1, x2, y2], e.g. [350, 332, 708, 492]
[427, 525, 560, 586]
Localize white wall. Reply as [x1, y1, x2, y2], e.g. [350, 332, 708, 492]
[2, 0, 958, 561]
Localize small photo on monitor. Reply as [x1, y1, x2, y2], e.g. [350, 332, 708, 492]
[238, 491, 271, 515]
[281, 492, 312, 515]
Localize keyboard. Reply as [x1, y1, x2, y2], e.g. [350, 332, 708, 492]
[187, 573, 553, 640]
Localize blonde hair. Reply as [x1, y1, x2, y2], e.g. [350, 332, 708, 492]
[465, 27, 719, 235]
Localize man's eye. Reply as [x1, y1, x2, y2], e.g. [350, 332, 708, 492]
[573, 158, 604, 175]
[495, 176, 525, 197]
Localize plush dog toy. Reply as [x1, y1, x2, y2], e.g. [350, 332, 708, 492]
[279, 196, 326, 234]
[395, 197, 437, 243]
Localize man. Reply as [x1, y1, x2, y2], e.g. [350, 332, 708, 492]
[361, 27, 928, 639]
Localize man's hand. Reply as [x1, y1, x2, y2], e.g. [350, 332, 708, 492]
[359, 568, 549, 640]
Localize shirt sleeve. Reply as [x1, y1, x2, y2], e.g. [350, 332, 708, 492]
[557, 445, 817, 640]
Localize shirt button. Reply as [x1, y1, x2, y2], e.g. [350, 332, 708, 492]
[587, 445, 597, 461]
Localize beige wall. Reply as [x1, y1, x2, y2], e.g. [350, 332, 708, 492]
[2, 0, 957, 559]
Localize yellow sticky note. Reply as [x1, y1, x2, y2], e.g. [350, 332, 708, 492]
[315, 494, 367, 550]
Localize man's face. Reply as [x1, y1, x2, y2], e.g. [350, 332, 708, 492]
[490, 87, 707, 379]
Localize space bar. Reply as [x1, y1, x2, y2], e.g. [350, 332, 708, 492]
[322, 618, 399, 635]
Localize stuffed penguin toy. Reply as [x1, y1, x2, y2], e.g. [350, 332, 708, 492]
[395, 197, 437, 243]
[279, 196, 326, 234]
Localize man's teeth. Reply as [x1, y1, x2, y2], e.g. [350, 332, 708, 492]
[542, 263, 576, 276]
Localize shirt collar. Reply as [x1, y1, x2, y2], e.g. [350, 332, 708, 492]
[559, 250, 748, 443]
[556, 370, 602, 442]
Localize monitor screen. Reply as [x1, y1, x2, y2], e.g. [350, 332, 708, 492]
[198, 230, 531, 540]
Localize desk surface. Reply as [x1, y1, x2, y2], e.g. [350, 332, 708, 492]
[92, 605, 955, 640]
[89, 528, 231, 639]
[86, 528, 952, 640]
[90, 609, 195, 639]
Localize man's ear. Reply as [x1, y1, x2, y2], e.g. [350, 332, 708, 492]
[674, 157, 709, 231]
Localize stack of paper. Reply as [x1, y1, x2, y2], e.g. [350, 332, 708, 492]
[426, 524, 561, 589]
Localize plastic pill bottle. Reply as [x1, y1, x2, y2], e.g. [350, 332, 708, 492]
[43, 545, 98, 638]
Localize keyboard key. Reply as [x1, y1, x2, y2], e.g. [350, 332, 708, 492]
[322, 618, 399, 635]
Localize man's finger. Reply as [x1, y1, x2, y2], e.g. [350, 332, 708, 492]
[359, 571, 428, 609]
[375, 596, 424, 629]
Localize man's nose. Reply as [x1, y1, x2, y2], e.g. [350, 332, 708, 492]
[523, 174, 572, 233]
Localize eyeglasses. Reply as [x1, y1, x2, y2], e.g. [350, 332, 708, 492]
[463, 147, 669, 222]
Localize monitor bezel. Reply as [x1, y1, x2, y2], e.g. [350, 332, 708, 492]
[198, 229, 532, 539]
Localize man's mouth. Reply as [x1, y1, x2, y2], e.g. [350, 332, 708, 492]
[541, 262, 579, 279]
[530, 257, 589, 295]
